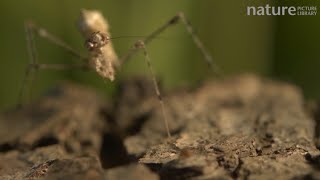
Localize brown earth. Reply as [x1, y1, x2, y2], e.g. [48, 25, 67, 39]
[0, 74, 319, 180]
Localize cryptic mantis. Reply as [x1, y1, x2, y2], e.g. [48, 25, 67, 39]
[19, 9, 219, 138]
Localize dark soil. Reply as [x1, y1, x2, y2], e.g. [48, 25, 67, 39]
[0, 74, 319, 180]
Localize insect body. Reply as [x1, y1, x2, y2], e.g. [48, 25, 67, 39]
[20, 9, 219, 138]
[78, 9, 118, 81]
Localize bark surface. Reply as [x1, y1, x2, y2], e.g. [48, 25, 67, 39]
[0, 74, 319, 180]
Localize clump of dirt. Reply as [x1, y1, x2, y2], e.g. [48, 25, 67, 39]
[0, 74, 319, 180]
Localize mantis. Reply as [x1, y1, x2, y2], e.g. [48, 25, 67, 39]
[20, 9, 219, 138]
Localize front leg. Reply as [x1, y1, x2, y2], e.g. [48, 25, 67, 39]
[119, 12, 221, 75]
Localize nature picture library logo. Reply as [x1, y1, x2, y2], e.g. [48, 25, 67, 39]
[247, 3, 317, 16]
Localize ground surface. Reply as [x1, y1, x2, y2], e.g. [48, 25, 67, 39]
[0, 74, 319, 180]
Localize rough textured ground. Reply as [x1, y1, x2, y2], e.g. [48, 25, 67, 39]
[0, 74, 319, 180]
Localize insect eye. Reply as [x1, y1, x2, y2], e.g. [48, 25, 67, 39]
[85, 32, 110, 51]
[84, 41, 96, 51]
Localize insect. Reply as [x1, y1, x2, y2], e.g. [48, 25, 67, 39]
[19, 9, 219, 138]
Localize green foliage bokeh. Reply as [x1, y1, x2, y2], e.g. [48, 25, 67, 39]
[0, 0, 319, 110]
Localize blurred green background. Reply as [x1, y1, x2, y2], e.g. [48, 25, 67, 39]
[0, 0, 319, 110]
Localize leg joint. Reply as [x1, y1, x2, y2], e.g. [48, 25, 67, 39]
[134, 40, 145, 49]
[169, 12, 185, 25]
[24, 20, 36, 30]
[169, 15, 181, 25]
[28, 63, 39, 70]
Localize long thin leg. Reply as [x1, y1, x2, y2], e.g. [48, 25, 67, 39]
[18, 21, 39, 106]
[118, 12, 222, 138]
[32, 63, 89, 70]
[24, 21, 88, 62]
[18, 63, 89, 106]
[135, 41, 171, 138]
[118, 12, 221, 75]
[178, 12, 222, 74]
[18, 21, 89, 107]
